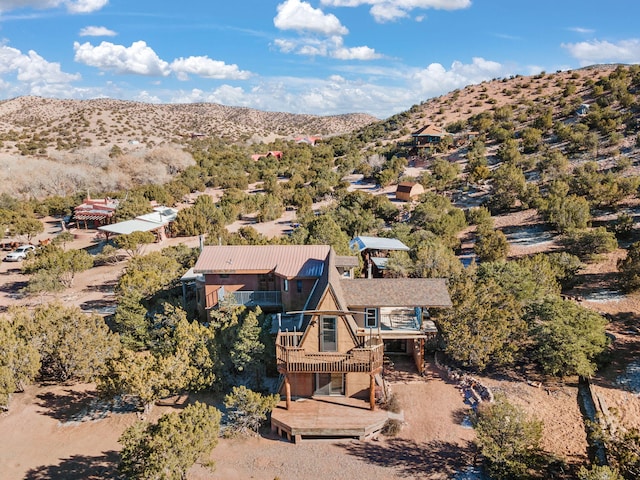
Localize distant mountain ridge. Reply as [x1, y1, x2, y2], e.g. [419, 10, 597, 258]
[0, 96, 379, 150]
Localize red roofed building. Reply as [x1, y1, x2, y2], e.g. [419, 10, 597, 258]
[73, 196, 119, 228]
[251, 151, 284, 161]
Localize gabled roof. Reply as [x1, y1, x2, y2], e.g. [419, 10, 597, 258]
[340, 278, 452, 308]
[298, 248, 359, 340]
[412, 124, 450, 137]
[350, 236, 410, 253]
[193, 245, 330, 278]
[396, 182, 424, 193]
[251, 151, 283, 161]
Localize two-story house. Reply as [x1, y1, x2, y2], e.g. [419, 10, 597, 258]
[193, 244, 451, 404]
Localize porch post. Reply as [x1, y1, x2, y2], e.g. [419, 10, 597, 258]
[418, 338, 425, 375]
[369, 374, 376, 411]
[284, 374, 291, 410]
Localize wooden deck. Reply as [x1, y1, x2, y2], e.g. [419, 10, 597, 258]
[270, 396, 389, 443]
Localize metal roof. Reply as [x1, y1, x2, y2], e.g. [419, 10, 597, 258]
[371, 257, 389, 269]
[193, 245, 330, 279]
[349, 236, 410, 253]
[180, 267, 204, 283]
[137, 207, 178, 224]
[98, 219, 161, 235]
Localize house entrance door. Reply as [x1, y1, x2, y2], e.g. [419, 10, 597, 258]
[314, 373, 344, 396]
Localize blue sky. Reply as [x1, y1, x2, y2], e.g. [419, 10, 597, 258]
[0, 0, 639, 118]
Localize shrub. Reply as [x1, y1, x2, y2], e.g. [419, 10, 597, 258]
[562, 227, 617, 261]
[618, 241, 640, 292]
[381, 392, 401, 413]
[223, 386, 279, 437]
[381, 419, 403, 437]
[473, 396, 543, 480]
[119, 402, 221, 480]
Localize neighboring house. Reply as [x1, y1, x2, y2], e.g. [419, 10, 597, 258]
[411, 124, 452, 148]
[349, 235, 411, 278]
[73, 196, 119, 229]
[192, 245, 331, 319]
[98, 206, 178, 242]
[294, 136, 322, 146]
[251, 151, 284, 161]
[192, 244, 452, 413]
[395, 181, 425, 202]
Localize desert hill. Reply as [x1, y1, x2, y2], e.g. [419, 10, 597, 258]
[0, 96, 378, 148]
[0, 96, 377, 197]
[350, 64, 633, 147]
[1, 64, 638, 199]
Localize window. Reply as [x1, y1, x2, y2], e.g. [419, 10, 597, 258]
[220, 274, 229, 279]
[365, 308, 378, 328]
[320, 316, 337, 351]
[283, 279, 289, 292]
[315, 373, 344, 396]
[259, 273, 275, 290]
[296, 280, 303, 293]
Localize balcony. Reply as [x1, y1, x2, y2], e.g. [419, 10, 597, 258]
[228, 290, 281, 308]
[276, 332, 383, 374]
[379, 311, 420, 331]
[206, 288, 282, 309]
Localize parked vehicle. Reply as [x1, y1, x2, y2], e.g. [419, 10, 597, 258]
[4, 244, 36, 262]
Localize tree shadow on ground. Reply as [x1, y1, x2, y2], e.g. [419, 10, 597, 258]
[0, 277, 28, 294]
[84, 279, 117, 292]
[451, 406, 474, 427]
[591, 310, 640, 389]
[79, 298, 116, 313]
[24, 451, 119, 480]
[340, 437, 477, 478]
[36, 388, 99, 421]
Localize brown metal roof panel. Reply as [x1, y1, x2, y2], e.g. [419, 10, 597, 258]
[193, 245, 330, 278]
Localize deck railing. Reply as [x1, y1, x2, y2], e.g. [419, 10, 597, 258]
[379, 313, 419, 330]
[205, 288, 281, 309]
[276, 331, 383, 374]
[230, 290, 281, 307]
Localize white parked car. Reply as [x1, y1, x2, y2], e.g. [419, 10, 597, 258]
[4, 244, 36, 262]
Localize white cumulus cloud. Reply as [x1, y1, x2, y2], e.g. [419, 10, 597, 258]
[73, 40, 171, 76]
[274, 35, 380, 60]
[79, 25, 116, 37]
[562, 39, 640, 65]
[320, 0, 471, 23]
[411, 57, 507, 98]
[274, 0, 348, 36]
[0, 0, 107, 13]
[66, 0, 107, 13]
[170, 56, 251, 80]
[332, 45, 381, 60]
[0, 44, 80, 97]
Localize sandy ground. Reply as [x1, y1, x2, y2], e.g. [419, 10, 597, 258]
[0, 362, 477, 480]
